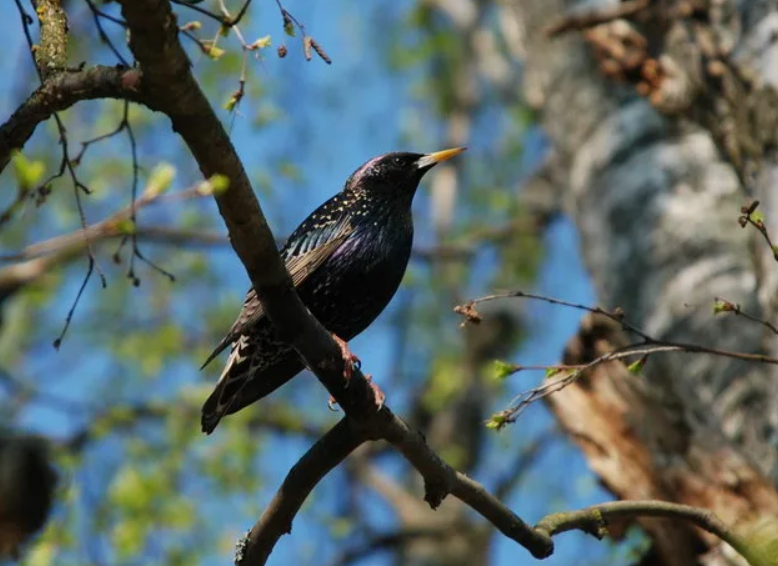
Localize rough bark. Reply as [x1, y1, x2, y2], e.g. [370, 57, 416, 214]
[552, 315, 778, 565]
[503, 0, 778, 563]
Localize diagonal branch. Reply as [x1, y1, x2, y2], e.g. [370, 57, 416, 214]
[113, 2, 552, 564]
[113, 0, 431, 452]
[235, 418, 369, 565]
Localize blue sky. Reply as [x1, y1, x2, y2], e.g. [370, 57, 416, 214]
[0, 1, 632, 565]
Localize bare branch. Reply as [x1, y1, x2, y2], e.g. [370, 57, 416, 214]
[456, 290, 650, 340]
[536, 500, 728, 540]
[236, 419, 369, 565]
[170, 0, 253, 27]
[533, 500, 777, 566]
[0, 66, 145, 173]
[238, 412, 552, 565]
[0, 178, 216, 304]
[460, 291, 778, 427]
[82, 0, 129, 66]
[109, 3, 550, 564]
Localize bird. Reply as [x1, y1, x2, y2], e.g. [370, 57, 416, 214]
[200, 148, 466, 434]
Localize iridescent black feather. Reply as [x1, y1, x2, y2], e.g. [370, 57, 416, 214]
[201, 150, 464, 433]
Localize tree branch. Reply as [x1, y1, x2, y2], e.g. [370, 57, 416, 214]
[32, 0, 69, 79]
[536, 500, 727, 540]
[238, 413, 551, 565]
[0, 65, 145, 173]
[457, 291, 778, 427]
[0, 177, 217, 302]
[535, 501, 775, 566]
[236, 418, 368, 565]
[1, 178, 215, 261]
[116, 0, 353, 388]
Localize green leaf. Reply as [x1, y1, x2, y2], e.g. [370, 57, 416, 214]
[626, 356, 647, 375]
[713, 298, 735, 315]
[147, 163, 176, 196]
[545, 367, 561, 379]
[250, 35, 272, 50]
[201, 174, 230, 195]
[201, 41, 225, 60]
[12, 150, 46, 191]
[492, 360, 518, 380]
[485, 413, 509, 430]
[115, 219, 136, 235]
[223, 93, 240, 111]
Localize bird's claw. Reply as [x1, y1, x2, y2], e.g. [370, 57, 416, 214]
[327, 335, 383, 411]
[331, 333, 360, 386]
[326, 374, 384, 412]
[366, 374, 386, 411]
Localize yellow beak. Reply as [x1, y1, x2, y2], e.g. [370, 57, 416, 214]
[415, 147, 467, 169]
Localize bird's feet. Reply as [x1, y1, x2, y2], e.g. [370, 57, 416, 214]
[331, 333, 360, 383]
[327, 374, 385, 412]
[326, 334, 385, 412]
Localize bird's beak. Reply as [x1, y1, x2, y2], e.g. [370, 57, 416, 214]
[415, 147, 467, 169]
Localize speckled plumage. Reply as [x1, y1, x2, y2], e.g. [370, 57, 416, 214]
[201, 149, 464, 433]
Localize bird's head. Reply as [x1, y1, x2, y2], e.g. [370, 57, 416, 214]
[345, 148, 466, 200]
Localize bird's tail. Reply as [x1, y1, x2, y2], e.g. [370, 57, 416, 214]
[201, 385, 229, 435]
[201, 332, 303, 434]
[201, 336, 252, 434]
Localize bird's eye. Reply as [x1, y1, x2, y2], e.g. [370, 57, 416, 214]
[393, 157, 402, 165]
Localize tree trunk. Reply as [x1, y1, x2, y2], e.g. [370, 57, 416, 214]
[503, 0, 778, 563]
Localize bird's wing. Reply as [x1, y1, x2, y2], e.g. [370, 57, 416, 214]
[200, 220, 354, 369]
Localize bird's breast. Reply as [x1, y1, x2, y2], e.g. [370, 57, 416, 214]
[297, 215, 413, 339]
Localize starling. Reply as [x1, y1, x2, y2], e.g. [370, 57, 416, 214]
[201, 148, 466, 433]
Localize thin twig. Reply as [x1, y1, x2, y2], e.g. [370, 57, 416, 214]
[459, 291, 778, 427]
[457, 290, 651, 340]
[713, 296, 778, 337]
[0, 178, 218, 262]
[14, 0, 109, 346]
[83, 0, 129, 65]
[272, 0, 331, 64]
[170, 0, 253, 27]
[738, 200, 778, 262]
